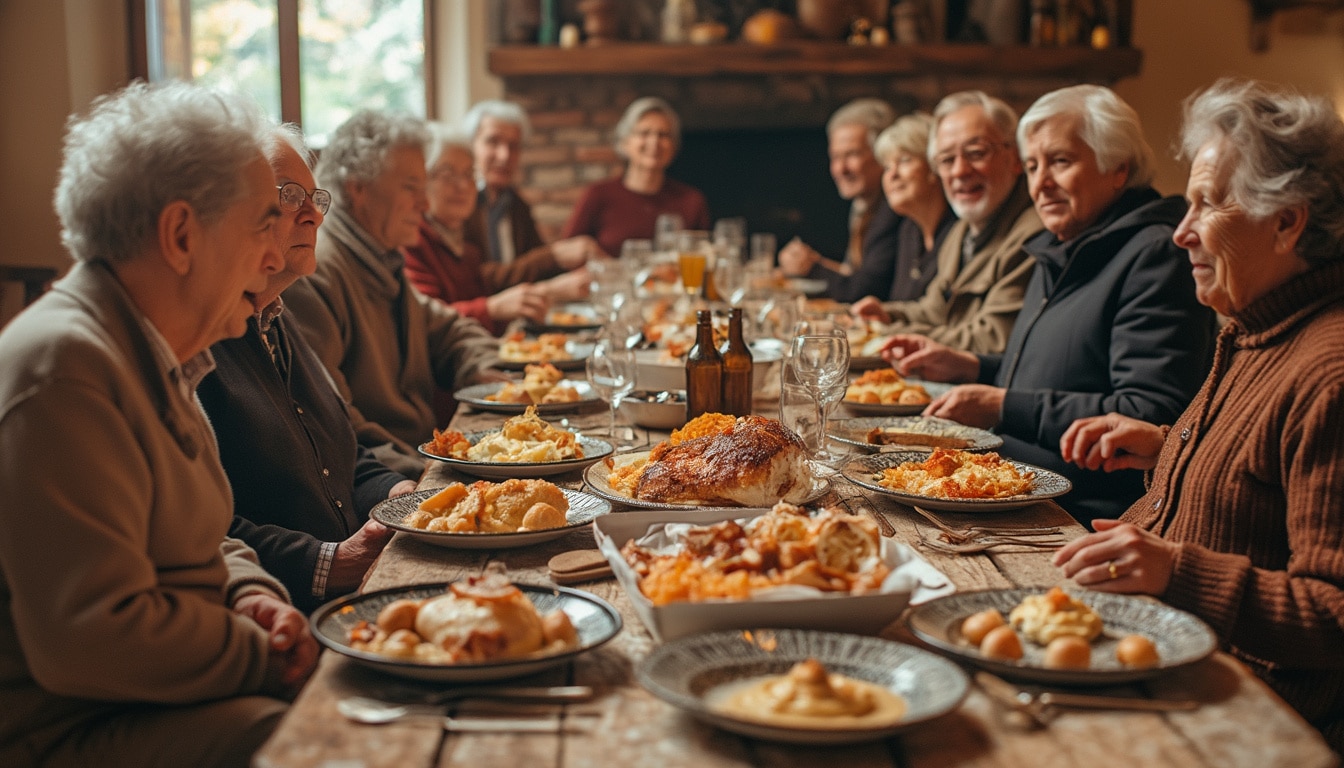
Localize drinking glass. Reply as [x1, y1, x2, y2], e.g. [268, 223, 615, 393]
[588, 258, 631, 320]
[786, 332, 850, 463]
[620, 239, 653, 269]
[750, 232, 777, 267]
[713, 217, 747, 258]
[655, 213, 684, 254]
[586, 331, 639, 449]
[676, 230, 712, 301]
[712, 243, 746, 306]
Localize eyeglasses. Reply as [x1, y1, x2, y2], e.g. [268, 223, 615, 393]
[277, 182, 331, 215]
[934, 141, 1012, 173]
[428, 166, 475, 187]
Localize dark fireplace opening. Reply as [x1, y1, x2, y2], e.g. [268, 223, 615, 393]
[667, 128, 850, 260]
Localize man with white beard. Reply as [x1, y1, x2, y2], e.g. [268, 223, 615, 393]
[851, 91, 1040, 354]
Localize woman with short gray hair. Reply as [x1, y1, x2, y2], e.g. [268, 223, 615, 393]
[315, 110, 431, 211]
[562, 96, 709, 258]
[1017, 83, 1155, 192]
[1057, 78, 1344, 751]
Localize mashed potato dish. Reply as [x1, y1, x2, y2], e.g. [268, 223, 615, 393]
[1008, 586, 1104, 645]
[712, 658, 907, 729]
[877, 448, 1035, 499]
[485, 363, 580, 405]
[424, 406, 583, 463]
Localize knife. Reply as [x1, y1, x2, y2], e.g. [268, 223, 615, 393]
[976, 671, 1199, 713]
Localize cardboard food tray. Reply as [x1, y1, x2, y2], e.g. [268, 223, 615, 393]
[593, 507, 955, 642]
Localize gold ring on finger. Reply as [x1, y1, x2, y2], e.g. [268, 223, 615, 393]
[1108, 561, 1119, 580]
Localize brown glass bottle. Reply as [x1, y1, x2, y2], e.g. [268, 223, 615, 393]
[686, 309, 723, 419]
[719, 307, 753, 417]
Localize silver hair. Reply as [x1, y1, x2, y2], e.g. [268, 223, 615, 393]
[929, 90, 1019, 160]
[424, 121, 474, 169]
[874, 112, 936, 165]
[827, 98, 896, 146]
[1017, 85, 1154, 190]
[316, 110, 430, 210]
[462, 99, 531, 141]
[1181, 78, 1344, 263]
[54, 80, 269, 265]
[267, 122, 315, 169]
[612, 97, 682, 156]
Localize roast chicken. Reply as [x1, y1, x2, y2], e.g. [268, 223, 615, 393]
[635, 415, 812, 507]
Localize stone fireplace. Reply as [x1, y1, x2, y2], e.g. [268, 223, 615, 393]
[489, 43, 1142, 249]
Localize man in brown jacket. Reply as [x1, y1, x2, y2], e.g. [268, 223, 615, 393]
[853, 91, 1041, 354]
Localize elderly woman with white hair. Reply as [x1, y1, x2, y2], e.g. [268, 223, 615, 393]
[562, 96, 710, 258]
[883, 84, 1216, 522]
[0, 81, 315, 767]
[1055, 79, 1344, 750]
[283, 110, 500, 478]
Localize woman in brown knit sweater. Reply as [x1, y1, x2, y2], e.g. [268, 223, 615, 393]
[1054, 79, 1344, 750]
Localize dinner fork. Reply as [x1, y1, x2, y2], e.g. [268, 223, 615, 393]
[916, 529, 1063, 555]
[911, 505, 1061, 544]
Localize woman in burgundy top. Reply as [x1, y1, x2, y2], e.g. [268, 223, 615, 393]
[562, 97, 710, 258]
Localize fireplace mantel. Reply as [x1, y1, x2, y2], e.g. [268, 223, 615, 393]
[489, 42, 1142, 81]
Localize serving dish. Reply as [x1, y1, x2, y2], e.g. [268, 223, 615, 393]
[620, 389, 688, 430]
[634, 342, 783, 393]
[311, 582, 621, 682]
[592, 508, 952, 642]
[419, 432, 614, 479]
[840, 379, 952, 416]
[906, 588, 1217, 685]
[636, 629, 968, 744]
[455, 380, 600, 415]
[370, 487, 612, 549]
[828, 416, 1003, 454]
[841, 451, 1071, 512]
[582, 450, 828, 510]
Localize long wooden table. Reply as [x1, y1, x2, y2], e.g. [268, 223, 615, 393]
[256, 403, 1337, 768]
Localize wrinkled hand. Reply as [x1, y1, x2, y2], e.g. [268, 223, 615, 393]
[387, 479, 418, 498]
[922, 384, 1004, 428]
[777, 237, 820, 276]
[327, 519, 395, 596]
[880, 334, 978, 382]
[551, 236, 606, 269]
[850, 296, 891, 323]
[541, 267, 592, 302]
[233, 592, 318, 695]
[1053, 519, 1177, 596]
[486, 282, 550, 323]
[1060, 413, 1165, 472]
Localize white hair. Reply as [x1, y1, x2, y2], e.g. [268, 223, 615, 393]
[929, 90, 1019, 160]
[612, 97, 682, 156]
[1180, 78, 1344, 263]
[462, 99, 531, 141]
[424, 121, 474, 169]
[1018, 85, 1154, 190]
[54, 80, 269, 264]
[828, 98, 897, 146]
[267, 122, 315, 169]
[315, 110, 430, 210]
[874, 112, 936, 165]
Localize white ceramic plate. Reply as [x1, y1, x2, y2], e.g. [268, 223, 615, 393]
[582, 449, 828, 510]
[311, 582, 621, 682]
[840, 380, 953, 416]
[455, 380, 600, 415]
[370, 488, 611, 549]
[788, 277, 829, 295]
[906, 588, 1217, 685]
[828, 416, 1004, 454]
[419, 433, 614, 479]
[841, 451, 1071, 512]
[524, 303, 604, 333]
[495, 340, 595, 372]
[636, 629, 968, 744]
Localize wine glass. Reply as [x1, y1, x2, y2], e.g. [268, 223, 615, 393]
[787, 332, 850, 463]
[586, 331, 639, 449]
[712, 243, 746, 306]
[655, 213, 683, 255]
[588, 257, 630, 321]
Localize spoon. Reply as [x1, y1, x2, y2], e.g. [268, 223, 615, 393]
[337, 696, 587, 732]
[346, 684, 593, 711]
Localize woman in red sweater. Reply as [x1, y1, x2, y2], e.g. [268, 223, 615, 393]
[562, 97, 710, 258]
[1055, 78, 1344, 750]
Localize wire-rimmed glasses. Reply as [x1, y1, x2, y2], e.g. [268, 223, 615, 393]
[277, 182, 331, 215]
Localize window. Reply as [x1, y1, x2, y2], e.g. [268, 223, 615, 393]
[136, 0, 434, 146]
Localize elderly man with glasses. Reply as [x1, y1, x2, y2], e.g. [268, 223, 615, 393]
[853, 90, 1040, 354]
[198, 124, 418, 613]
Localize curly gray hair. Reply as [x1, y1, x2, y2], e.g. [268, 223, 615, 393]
[1018, 84, 1155, 190]
[53, 80, 270, 265]
[929, 90, 1019, 160]
[316, 110, 431, 210]
[612, 97, 682, 156]
[1180, 78, 1344, 263]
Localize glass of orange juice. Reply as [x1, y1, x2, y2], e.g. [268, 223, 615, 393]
[676, 230, 711, 299]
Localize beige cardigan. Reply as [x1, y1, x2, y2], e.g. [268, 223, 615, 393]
[880, 180, 1042, 354]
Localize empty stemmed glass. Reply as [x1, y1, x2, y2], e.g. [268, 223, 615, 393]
[786, 331, 851, 464]
[585, 329, 639, 450]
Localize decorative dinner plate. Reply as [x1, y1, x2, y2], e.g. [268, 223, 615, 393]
[788, 277, 829, 296]
[312, 582, 621, 682]
[370, 487, 612, 549]
[636, 629, 968, 744]
[841, 451, 1071, 512]
[419, 433, 614, 479]
[455, 380, 600, 415]
[828, 416, 1003, 454]
[582, 450, 829, 510]
[906, 589, 1217, 685]
[495, 340, 595, 372]
[524, 303, 604, 334]
[840, 380, 953, 417]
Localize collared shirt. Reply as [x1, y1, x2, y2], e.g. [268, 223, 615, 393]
[134, 300, 216, 403]
[479, 184, 517, 264]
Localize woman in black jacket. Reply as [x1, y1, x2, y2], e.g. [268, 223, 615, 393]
[881, 85, 1217, 523]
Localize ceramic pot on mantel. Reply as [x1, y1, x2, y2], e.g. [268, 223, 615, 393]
[797, 0, 890, 40]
